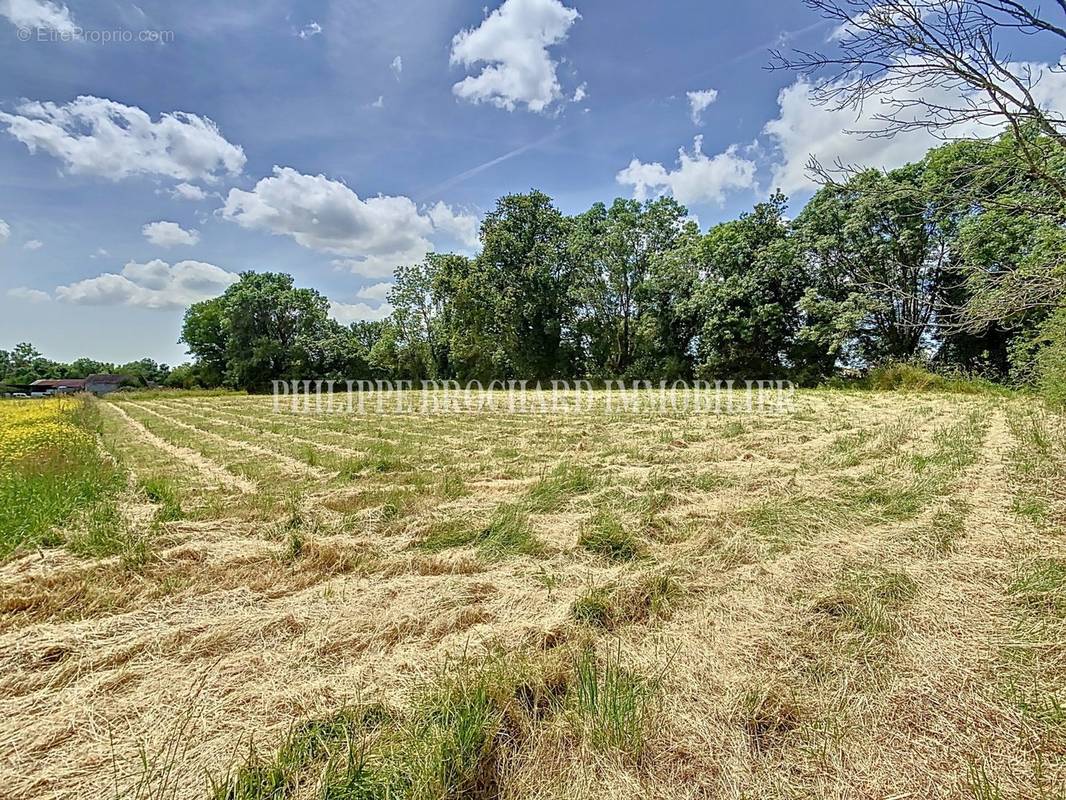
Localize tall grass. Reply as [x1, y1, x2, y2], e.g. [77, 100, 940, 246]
[0, 397, 125, 557]
[211, 647, 662, 797]
[864, 362, 1009, 395]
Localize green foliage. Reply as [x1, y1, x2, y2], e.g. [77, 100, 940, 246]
[571, 646, 659, 760]
[212, 648, 662, 797]
[415, 505, 542, 558]
[526, 462, 596, 511]
[12, 129, 1065, 392]
[140, 476, 184, 522]
[693, 192, 813, 378]
[577, 510, 643, 561]
[0, 401, 127, 558]
[866, 362, 1005, 395]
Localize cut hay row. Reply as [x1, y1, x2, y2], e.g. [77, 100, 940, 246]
[105, 401, 256, 494]
[126, 401, 331, 481]
[153, 400, 369, 462]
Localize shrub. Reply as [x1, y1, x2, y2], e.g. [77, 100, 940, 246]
[867, 361, 1002, 395]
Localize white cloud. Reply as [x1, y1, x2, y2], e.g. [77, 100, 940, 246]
[763, 59, 1066, 194]
[170, 182, 209, 201]
[687, 88, 718, 125]
[616, 136, 757, 206]
[297, 20, 322, 39]
[23, 239, 43, 250]
[329, 300, 392, 324]
[0, 0, 77, 34]
[142, 221, 200, 247]
[450, 0, 580, 113]
[0, 219, 9, 244]
[0, 96, 246, 183]
[391, 55, 403, 78]
[222, 166, 432, 261]
[55, 259, 238, 310]
[426, 201, 480, 249]
[573, 82, 587, 103]
[6, 287, 50, 303]
[357, 281, 393, 302]
[222, 166, 477, 278]
[371, 95, 385, 109]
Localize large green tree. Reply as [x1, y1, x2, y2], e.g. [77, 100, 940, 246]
[794, 165, 949, 364]
[692, 193, 814, 378]
[570, 197, 689, 376]
[181, 272, 334, 391]
[472, 190, 577, 379]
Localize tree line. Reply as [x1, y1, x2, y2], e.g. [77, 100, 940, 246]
[175, 126, 1065, 403]
[5, 125, 1062, 402]
[0, 343, 174, 388]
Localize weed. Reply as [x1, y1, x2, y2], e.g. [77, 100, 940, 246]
[737, 683, 807, 753]
[1007, 559, 1066, 617]
[526, 462, 596, 512]
[811, 568, 917, 640]
[140, 477, 183, 522]
[478, 505, 543, 558]
[578, 510, 643, 561]
[415, 506, 542, 559]
[571, 571, 684, 629]
[571, 646, 659, 760]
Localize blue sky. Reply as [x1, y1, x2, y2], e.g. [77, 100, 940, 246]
[0, 0, 1063, 364]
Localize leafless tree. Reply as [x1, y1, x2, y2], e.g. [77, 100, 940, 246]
[771, 0, 1066, 200]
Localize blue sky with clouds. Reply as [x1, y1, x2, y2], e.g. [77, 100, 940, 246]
[0, 0, 1063, 364]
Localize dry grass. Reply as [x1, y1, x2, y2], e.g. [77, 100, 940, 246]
[0, 390, 1063, 799]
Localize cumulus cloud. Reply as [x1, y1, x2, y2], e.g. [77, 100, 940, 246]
[222, 166, 478, 277]
[143, 221, 200, 247]
[356, 281, 393, 302]
[0, 219, 9, 244]
[55, 259, 238, 309]
[170, 182, 209, 201]
[450, 0, 580, 113]
[426, 201, 480, 249]
[23, 239, 43, 250]
[7, 287, 50, 303]
[616, 136, 757, 206]
[297, 20, 322, 39]
[763, 59, 1066, 194]
[391, 55, 403, 78]
[573, 83, 587, 103]
[0, 96, 246, 183]
[222, 167, 432, 266]
[371, 95, 385, 109]
[0, 0, 78, 34]
[329, 300, 392, 324]
[686, 88, 718, 125]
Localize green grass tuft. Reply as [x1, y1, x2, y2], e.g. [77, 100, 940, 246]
[140, 476, 184, 522]
[526, 462, 596, 512]
[578, 510, 643, 561]
[571, 646, 659, 760]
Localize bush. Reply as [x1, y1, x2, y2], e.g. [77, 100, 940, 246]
[1033, 309, 1066, 408]
[866, 361, 1003, 395]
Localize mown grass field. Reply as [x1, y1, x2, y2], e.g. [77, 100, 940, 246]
[1, 390, 1064, 799]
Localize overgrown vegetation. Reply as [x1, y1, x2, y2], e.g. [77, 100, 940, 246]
[210, 646, 661, 799]
[0, 397, 126, 557]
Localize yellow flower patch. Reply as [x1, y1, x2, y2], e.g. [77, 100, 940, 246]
[0, 398, 94, 465]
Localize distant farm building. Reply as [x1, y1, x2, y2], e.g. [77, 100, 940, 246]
[30, 379, 87, 394]
[84, 374, 135, 395]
